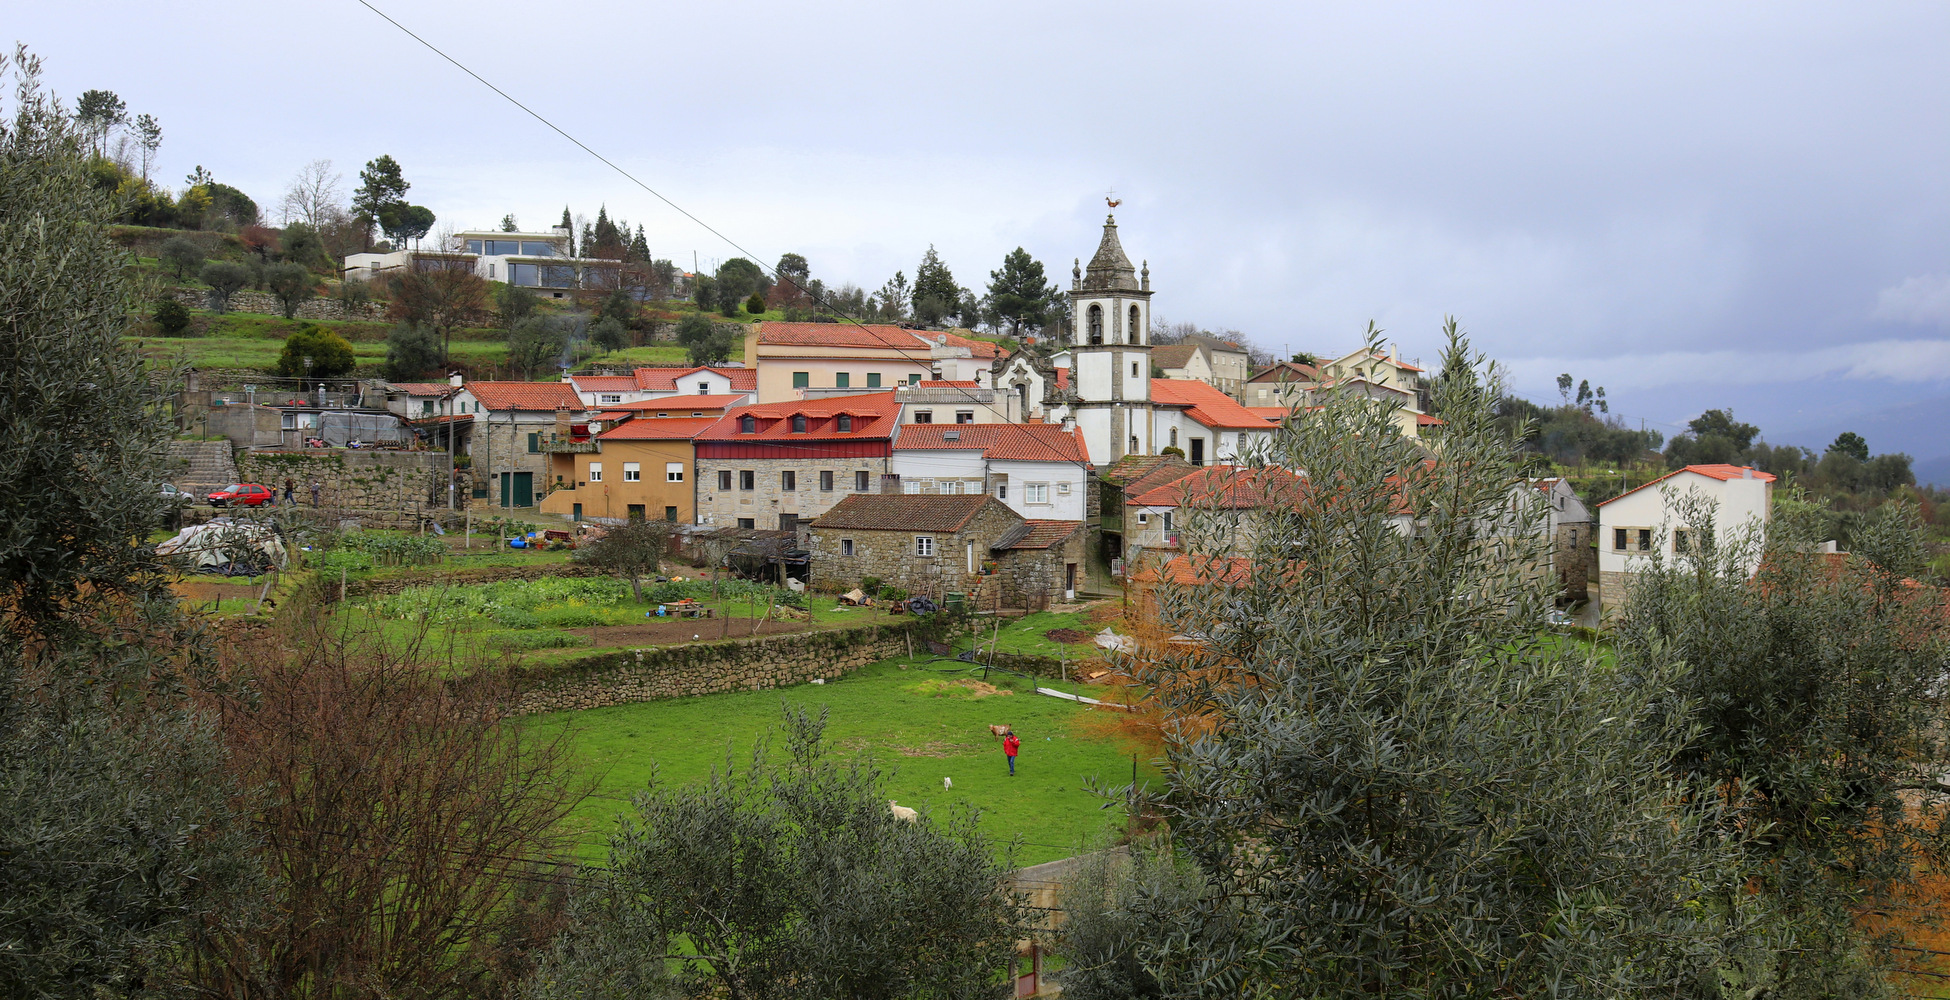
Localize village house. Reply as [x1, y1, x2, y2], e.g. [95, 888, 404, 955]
[992, 348, 1074, 423]
[1596, 464, 1776, 616]
[450, 379, 588, 509]
[1122, 465, 1307, 564]
[1149, 378, 1276, 466]
[743, 322, 1003, 404]
[805, 494, 1086, 608]
[693, 392, 900, 532]
[538, 416, 715, 524]
[1530, 477, 1594, 601]
[343, 228, 626, 299]
[1094, 454, 1197, 574]
[1245, 360, 1323, 408]
[890, 423, 1092, 520]
[1153, 334, 1251, 398]
[564, 365, 756, 408]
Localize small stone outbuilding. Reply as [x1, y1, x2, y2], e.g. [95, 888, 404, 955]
[807, 494, 1084, 609]
[990, 520, 1088, 609]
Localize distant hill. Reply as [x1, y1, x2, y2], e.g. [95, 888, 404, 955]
[1915, 454, 1950, 488]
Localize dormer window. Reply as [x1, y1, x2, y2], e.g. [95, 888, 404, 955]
[837, 414, 853, 432]
[791, 415, 808, 433]
[697, 383, 709, 394]
[739, 415, 756, 434]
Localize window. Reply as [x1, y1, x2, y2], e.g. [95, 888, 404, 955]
[1162, 511, 1174, 531]
[1638, 528, 1652, 552]
[692, 412, 703, 417]
[1137, 512, 1149, 525]
[1087, 304, 1103, 344]
[781, 470, 796, 491]
[792, 371, 810, 388]
[955, 410, 974, 424]
[665, 506, 678, 522]
[1613, 527, 1654, 552]
[903, 479, 923, 494]
[666, 463, 684, 482]
[1169, 427, 1178, 446]
[657, 412, 669, 418]
[820, 470, 834, 491]
[1130, 435, 1140, 454]
[841, 538, 855, 557]
[835, 372, 850, 388]
[866, 373, 881, 387]
[913, 411, 933, 423]
[915, 536, 935, 557]
[422, 400, 434, 415]
[1613, 527, 1627, 551]
[1025, 483, 1049, 504]
[718, 470, 733, 490]
[588, 463, 604, 483]
[997, 484, 1008, 500]
[737, 517, 755, 529]
[791, 414, 808, 433]
[1132, 362, 1140, 378]
[527, 432, 540, 454]
[1129, 304, 1141, 343]
[623, 462, 641, 482]
[1056, 482, 1071, 495]
[855, 471, 870, 491]
[627, 504, 645, 520]
[837, 414, 853, 432]
[697, 382, 710, 394]
[599, 394, 622, 404]
[739, 415, 757, 433]
[739, 470, 755, 491]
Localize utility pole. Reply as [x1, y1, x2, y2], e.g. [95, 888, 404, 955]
[445, 392, 455, 510]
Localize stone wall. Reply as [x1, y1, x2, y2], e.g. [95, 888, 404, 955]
[1596, 569, 1634, 618]
[234, 449, 470, 527]
[171, 286, 386, 322]
[512, 623, 914, 713]
[1554, 522, 1591, 600]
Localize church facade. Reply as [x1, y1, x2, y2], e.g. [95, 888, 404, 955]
[1068, 214, 1154, 465]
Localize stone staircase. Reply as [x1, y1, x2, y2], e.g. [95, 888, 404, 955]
[166, 440, 239, 495]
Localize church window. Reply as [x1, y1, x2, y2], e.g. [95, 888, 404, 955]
[1087, 305, 1103, 345]
[1129, 305, 1141, 343]
[1130, 435, 1140, 454]
[1169, 428, 1178, 447]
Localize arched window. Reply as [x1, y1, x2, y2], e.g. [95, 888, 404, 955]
[1129, 435, 1140, 454]
[1087, 304, 1103, 345]
[1169, 427, 1178, 447]
[739, 415, 756, 433]
[837, 414, 853, 432]
[791, 414, 808, 433]
[1129, 305, 1141, 344]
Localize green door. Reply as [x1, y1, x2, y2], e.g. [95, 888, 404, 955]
[513, 472, 533, 508]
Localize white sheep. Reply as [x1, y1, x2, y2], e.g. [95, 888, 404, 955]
[888, 800, 918, 822]
[943, 776, 953, 790]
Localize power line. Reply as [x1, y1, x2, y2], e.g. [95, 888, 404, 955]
[355, 0, 1098, 480]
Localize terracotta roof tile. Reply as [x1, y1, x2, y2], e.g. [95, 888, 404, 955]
[1596, 464, 1777, 507]
[466, 381, 585, 412]
[755, 322, 928, 350]
[1248, 361, 1321, 383]
[696, 392, 900, 442]
[1149, 378, 1268, 429]
[893, 423, 1090, 463]
[1102, 454, 1195, 490]
[595, 417, 718, 441]
[388, 382, 459, 396]
[1129, 465, 1307, 509]
[597, 394, 749, 412]
[810, 493, 1008, 533]
[1151, 344, 1199, 370]
[568, 375, 641, 391]
[631, 366, 757, 392]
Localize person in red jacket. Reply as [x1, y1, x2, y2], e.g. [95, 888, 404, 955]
[1002, 728, 1021, 776]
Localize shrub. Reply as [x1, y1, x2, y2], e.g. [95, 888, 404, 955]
[880, 585, 909, 603]
[859, 576, 881, 596]
[338, 278, 372, 315]
[276, 324, 356, 378]
[590, 315, 628, 353]
[152, 297, 191, 336]
[744, 292, 766, 314]
[1159, 445, 1185, 458]
[535, 607, 604, 629]
[383, 323, 441, 381]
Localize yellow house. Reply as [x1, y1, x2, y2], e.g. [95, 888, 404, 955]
[539, 417, 715, 523]
[744, 322, 1005, 403]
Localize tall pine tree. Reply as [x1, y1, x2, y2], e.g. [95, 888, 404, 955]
[558, 206, 574, 255]
[909, 245, 959, 327]
[985, 247, 1059, 339]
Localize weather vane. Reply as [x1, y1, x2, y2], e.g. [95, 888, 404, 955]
[1106, 188, 1121, 209]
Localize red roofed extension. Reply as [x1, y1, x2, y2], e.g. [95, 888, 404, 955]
[1150, 378, 1273, 430]
[466, 381, 585, 412]
[893, 423, 1091, 464]
[595, 417, 719, 441]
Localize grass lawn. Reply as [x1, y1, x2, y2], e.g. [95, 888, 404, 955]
[530, 656, 1158, 868]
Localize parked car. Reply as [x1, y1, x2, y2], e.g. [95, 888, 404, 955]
[207, 483, 274, 507]
[160, 483, 194, 505]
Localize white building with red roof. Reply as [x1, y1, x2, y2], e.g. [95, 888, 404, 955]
[743, 322, 1004, 404]
[891, 423, 1093, 520]
[1149, 379, 1276, 466]
[564, 366, 757, 407]
[1596, 463, 1776, 615]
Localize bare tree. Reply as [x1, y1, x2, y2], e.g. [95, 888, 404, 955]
[132, 112, 160, 182]
[278, 158, 343, 227]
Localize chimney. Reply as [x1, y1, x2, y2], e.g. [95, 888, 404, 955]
[1060, 416, 1076, 433]
[554, 405, 572, 438]
[1741, 467, 1753, 479]
[448, 371, 464, 387]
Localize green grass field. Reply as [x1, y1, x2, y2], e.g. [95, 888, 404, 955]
[529, 656, 1156, 868]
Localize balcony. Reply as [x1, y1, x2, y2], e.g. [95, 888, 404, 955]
[540, 434, 598, 454]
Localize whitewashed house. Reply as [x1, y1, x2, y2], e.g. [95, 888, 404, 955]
[890, 423, 1092, 521]
[1596, 464, 1775, 615]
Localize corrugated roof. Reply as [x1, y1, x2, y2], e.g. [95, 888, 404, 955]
[1596, 464, 1777, 507]
[466, 381, 585, 412]
[696, 391, 900, 442]
[596, 417, 718, 441]
[995, 519, 1084, 550]
[388, 382, 459, 397]
[893, 423, 1090, 464]
[1149, 379, 1268, 430]
[810, 493, 1005, 532]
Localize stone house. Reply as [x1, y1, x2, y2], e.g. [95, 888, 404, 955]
[1530, 477, 1593, 601]
[1123, 464, 1308, 564]
[891, 423, 1093, 521]
[693, 392, 899, 532]
[1245, 360, 1322, 408]
[1094, 454, 1197, 571]
[806, 494, 1085, 608]
[453, 380, 589, 509]
[1153, 335, 1251, 398]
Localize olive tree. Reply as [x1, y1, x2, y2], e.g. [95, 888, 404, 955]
[1128, 322, 1751, 997]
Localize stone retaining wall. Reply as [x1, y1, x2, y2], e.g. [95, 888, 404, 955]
[512, 623, 914, 713]
[234, 449, 470, 529]
[172, 287, 385, 322]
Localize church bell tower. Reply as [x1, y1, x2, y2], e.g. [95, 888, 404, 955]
[1069, 213, 1153, 463]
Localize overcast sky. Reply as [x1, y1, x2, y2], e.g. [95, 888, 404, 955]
[17, 2, 1950, 472]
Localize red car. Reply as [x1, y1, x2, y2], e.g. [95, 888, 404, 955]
[207, 483, 275, 507]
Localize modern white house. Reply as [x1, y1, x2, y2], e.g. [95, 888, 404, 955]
[1595, 464, 1776, 616]
[890, 423, 1092, 521]
[564, 366, 757, 408]
[342, 228, 628, 298]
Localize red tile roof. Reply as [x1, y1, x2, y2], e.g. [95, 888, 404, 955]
[893, 423, 1091, 464]
[1415, 413, 1446, 426]
[1102, 454, 1195, 490]
[1129, 465, 1307, 510]
[932, 331, 1006, 359]
[1149, 378, 1268, 430]
[810, 493, 1008, 532]
[632, 366, 757, 392]
[1596, 464, 1778, 507]
[696, 391, 900, 442]
[595, 417, 718, 441]
[568, 375, 640, 391]
[466, 381, 585, 412]
[1247, 406, 1296, 423]
[754, 323, 1005, 360]
[918, 380, 980, 388]
[997, 519, 1085, 550]
[1248, 361, 1321, 383]
[389, 382, 459, 396]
